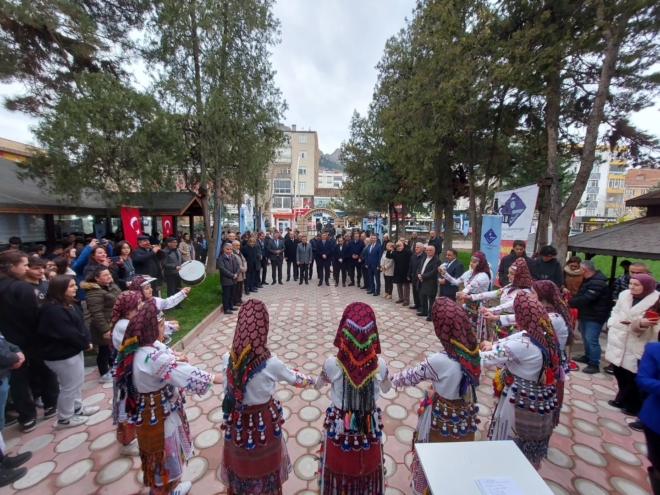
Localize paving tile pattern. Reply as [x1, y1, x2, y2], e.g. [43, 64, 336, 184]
[2, 282, 654, 494]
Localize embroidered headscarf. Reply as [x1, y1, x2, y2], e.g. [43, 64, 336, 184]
[333, 302, 381, 434]
[532, 280, 574, 343]
[631, 274, 658, 300]
[114, 299, 164, 421]
[222, 299, 271, 415]
[471, 251, 491, 279]
[513, 291, 560, 381]
[511, 257, 532, 288]
[111, 290, 143, 326]
[431, 298, 481, 395]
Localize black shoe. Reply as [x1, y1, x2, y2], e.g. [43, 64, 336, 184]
[366, 291, 374, 294]
[373, 292, 379, 296]
[294, 278, 298, 281]
[318, 282, 323, 286]
[343, 282, 346, 287]
[299, 281, 303, 285]
[278, 281, 283, 285]
[410, 305, 419, 310]
[574, 355, 590, 364]
[4, 415, 18, 427]
[621, 408, 639, 417]
[257, 284, 263, 288]
[19, 419, 36, 433]
[287, 277, 290, 282]
[0, 466, 28, 488]
[628, 420, 644, 432]
[348, 282, 355, 287]
[326, 282, 330, 286]
[603, 363, 615, 375]
[225, 310, 234, 315]
[1, 451, 32, 469]
[417, 311, 424, 316]
[262, 281, 269, 285]
[426, 316, 432, 321]
[305, 281, 308, 285]
[582, 364, 600, 374]
[44, 406, 57, 419]
[335, 282, 339, 287]
[245, 291, 251, 295]
[607, 400, 623, 409]
[232, 306, 239, 310]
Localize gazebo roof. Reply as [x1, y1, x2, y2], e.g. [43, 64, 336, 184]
[567, 216, 660, 260]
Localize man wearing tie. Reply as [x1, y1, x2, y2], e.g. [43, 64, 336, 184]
[316, 232, 333, 286]
[333, 236, 349, 287]
[365, 234, 383, 296]
[296, 235, 313, 285]
[284, 231, 300, 282]
[417, 245, 441, 320]
[347, 231, 364, 287]
[267, 231, 284, 285]
[257, 232, 269, 285]
[438, 248, 464, 301]
[216, 243, 240, 314]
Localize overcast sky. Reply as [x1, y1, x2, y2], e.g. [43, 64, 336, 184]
[1, 0, 658, 154]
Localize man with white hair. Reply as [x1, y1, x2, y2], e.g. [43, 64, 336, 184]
[408, 243, 425, 310]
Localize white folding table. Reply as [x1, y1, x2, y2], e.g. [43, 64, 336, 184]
[415, 440, 554, 494]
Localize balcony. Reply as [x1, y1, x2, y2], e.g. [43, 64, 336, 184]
[276, 172, 291, 179]
[275, 147, 292, 164]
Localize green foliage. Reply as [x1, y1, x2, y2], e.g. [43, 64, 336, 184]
[20, 73, 185, 203]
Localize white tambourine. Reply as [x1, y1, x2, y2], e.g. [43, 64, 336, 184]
[179, 260, 206, 286]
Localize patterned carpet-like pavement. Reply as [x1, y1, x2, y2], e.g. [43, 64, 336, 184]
[2, 280, 654, 494]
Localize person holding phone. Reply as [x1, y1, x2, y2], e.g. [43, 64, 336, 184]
[605, 274, 660, 422]
[83, 245, 124, 285]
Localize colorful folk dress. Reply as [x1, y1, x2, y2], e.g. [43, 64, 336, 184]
[131, 340, 214, 491]
[315, 302, 391, 495]
[442, 270, 491, 341]
[473, 286, 531, 339]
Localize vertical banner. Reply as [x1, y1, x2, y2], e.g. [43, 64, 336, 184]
[362, 218, 368, 232]
[376, 218, 383, 240]
[239, 207, 246, 234]
[161, 216, 173, 238]
[94, 223, 106, 240]
[214, 204, 223, 260]
[260, 212, 266, 233]
[120, 206, 141, 248]
[480, 215, 502, 283]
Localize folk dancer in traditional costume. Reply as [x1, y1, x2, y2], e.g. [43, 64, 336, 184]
[219, 299, 315, 495]
[471, 257, 532, 339]
[391, 298, 481, 495]
[440, 251, 492, 341]
[110, 290, 143, 456]
[130, 276, 184, 343]
[483, 280, 573, 428]
[315, 302, 392, 495]
[114, 299, 221, 495]
[481, 292, 561, 469]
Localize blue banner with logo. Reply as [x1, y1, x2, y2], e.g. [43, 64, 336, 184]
[480, 215, 502, 283]
[362, 217, 368, 232]
[239, 207, 246, 234]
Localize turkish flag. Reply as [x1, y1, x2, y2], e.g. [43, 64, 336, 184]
[120, 206, 142, 248]
[161, 216, 173, 238]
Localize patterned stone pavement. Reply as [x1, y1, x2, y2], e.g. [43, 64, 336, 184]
[2, 280, 654, 494]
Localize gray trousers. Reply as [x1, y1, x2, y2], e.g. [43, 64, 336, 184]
[45, 352, 84, 420]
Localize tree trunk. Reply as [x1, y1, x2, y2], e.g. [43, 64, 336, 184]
[535, 186, 550, 252]
[444, 192, 454, 253]
[467, 161, 479, 252]
[434, 197, 444, 251]
[550, 11, 629, 262]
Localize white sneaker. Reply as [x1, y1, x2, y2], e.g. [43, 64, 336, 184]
[170, 481, 192, 495]
[98, 372, 113, 383]
[55, 415, 89, 429]
[119, 439, 140, 457]
[75, 406, 100, 416]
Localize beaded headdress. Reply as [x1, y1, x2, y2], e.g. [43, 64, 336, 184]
[511, 257, 532, 288]
[471, 251, 491, 279]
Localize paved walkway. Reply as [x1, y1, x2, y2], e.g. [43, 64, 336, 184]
[2, 281, 653, 494]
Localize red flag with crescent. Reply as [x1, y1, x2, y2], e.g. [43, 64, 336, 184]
[161, 216, 173, 238]
[120, 206, 142, 247]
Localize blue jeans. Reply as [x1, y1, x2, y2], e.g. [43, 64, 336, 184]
[578, 319, 603, 365]
[368, 267, 381, 294]
[0, 376, 10, 430]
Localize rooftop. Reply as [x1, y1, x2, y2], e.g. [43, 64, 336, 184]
[625, 168, 660, 188]
[0, 137, 43, 158]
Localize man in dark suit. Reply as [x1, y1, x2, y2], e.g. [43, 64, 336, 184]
[365, 234, 383, 296]
[216, 243, 239, 314]
[284, 231, 300, 282]
[408, 242, 425, 309]
[296, 235, 313, 285]
[428, 230, 443, 257]
[315, 233, 333, 286]
[309, 233, 321, 281]
[417, 245, 442, 320]
[333, 236, 349, 287]
[347, 232, 364, 287]
[438, 248, 464, 301]
[267, 231, 284, 285]
[358, 238, 371, 290]
[131, 234, 164, 292]
[406, 231, 419, 250]
[257, 232, 268, 285]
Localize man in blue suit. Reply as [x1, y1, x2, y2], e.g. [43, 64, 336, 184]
[315, 232, 333, 286]
[347, 231, 364, 287]
[365, 234, 383, 296]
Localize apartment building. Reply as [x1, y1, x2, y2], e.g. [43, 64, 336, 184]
[571, 148, 628, 230]
[265, 125, 320, 231]
[0, 137, 42, 163]
[625, 168, 660, 217]
[315, 169, 346, 208]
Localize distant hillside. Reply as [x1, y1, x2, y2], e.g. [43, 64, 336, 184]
[320, 148, 343, 171]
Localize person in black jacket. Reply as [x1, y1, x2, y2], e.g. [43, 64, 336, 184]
[427, 230, 443, 257]
[130, 235, 164, 292]
[498, 240, 533, 286]
[438, 248, 465, 301]
[417, 246, 442, 319]
[267, 232, 285, 285]
[38, 276, 99, 429]
[161, 237, 184, 309]
[408, 243, 425, 309]
[0, 251, 59, 433]
[284, 232, 299, 282]
[531, 245, 564, 287]
[347, 232, 364, 287]
[315, 233, 333, 286]
[241, 237, 261, 293]
[387, 241, 412, 305]
[333, 236, 350, 287]
[568, 260, 611, 374]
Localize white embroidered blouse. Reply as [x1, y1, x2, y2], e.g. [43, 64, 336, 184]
[390, 352, 463, 400]
[471, 286, 531, 314]
[443, 270, 491, 296]
[479, 332, 544, 381]
[499, 312, 569, 350]
[315, 356, 392, 407]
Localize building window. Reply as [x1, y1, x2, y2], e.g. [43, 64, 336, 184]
[299, 182, 306, 191]
[277, 168, 290, 176]
[272, 196, 292, 209]
[588, 180, 599, 188]
[299, 135, 307, 144]
[273, 179, 291, 194]
[636, 175, 645, 181]
[298, 167, 307, 175]
[609, 165, 627, 173]
[317, 183, 323, 188]
[608, 179, 625, 189]
[585, 209, 595, 216]
[586, 194, 597, 202]
[299, 151, 307, 159]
